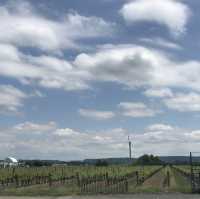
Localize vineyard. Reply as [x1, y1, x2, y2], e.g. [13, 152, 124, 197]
[0, 165, 162, 195]
[0, 164, 198, 195]
[0, 165, 160, 181]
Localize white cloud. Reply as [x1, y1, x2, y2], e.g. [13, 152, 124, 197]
[0, 1, 197, 95]
[74, 44, 200, 92]
[0, 1, 114, 52]
[144, 87, 173, 98]
[0, 43, 20, 61]
[0, 84, 44, 114]
[74, 44, 163, 88]
[2, 40, 200, 93]
[0, 123, 130, 159]
[54, 128, 81, 137]
[147, 123, 174, 131]
[140, 38, 182, 50]
[0, 46, 91, 90]
[2, 121, 200, 159]
[164, 92, 200, 112]
[120, 0, 190, 36]
[0, 85, 27, 113]
[136, 126, 185, 145]
[185, 130, 200, 141]
[30, 90, 45, 98]
[79, 109, 115, 120]
[118, 102, 158, 117]
[132, 124, 200, 155]
[13, 121, 56, 132]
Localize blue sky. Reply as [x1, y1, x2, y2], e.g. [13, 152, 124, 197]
[1, 0, 200, 160]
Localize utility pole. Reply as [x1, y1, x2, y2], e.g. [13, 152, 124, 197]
[128, 136, 132, 160]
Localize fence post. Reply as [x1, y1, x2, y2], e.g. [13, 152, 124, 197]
[48, 173, 52, 187]
[167, 171, 170, 187]
[105, 172, 109, 186]
[199, 173, 200, 188]
[76, 172, 80, 187]
[125, 179, 128, 192]
[14, 174, 19, 187]
[136, 171, 139, 185]
[190, 152, 195, 192]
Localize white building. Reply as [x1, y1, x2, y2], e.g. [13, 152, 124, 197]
[2, 157, 19, 167]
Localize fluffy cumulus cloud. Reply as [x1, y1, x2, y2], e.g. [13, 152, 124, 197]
[0, 1, 114, 52]
[0, 84, 44, 114]
[0, 122, 129, 159]
[139, 38, 182, 50]
[3, 41, 200, 115]
[0, 1, 114, 92]
[0, 1, 197, 93]
[144, 88, 173, 98]
[1, 121, 200, 159]
[75, 44, 200, 92]
[134, 124, 200, 155]
[120, 0, 191, 36]
[13, 121, 56, 132]
[186, 130, 200, 141]
[163, 92, 200, 112]
[0, 44, 90, 90]
[146, 123, 174, 131]
[54, 128, 81, 137]
[79, 109, 115, 120]
[0, 1, 115, 92]
[118, 102, 158, 117]
[74, 44, 155, 88]
[2, 25, 200, 92]
[0, 85, 27, 113]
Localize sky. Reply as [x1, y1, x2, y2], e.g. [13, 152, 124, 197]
[1, 0, 200, 160]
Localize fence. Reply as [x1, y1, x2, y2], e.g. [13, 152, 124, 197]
[0, 166, 164, 194]
[80, 176, 129, 194]
[79, 172, 137, 194]
[0, 174, 78, 190]
[79, 167, 163, 194]
[190, 152, 200, 193]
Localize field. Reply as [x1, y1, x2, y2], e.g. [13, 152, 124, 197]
[0, 165, 159, 180]
[0, 165, 196, 196]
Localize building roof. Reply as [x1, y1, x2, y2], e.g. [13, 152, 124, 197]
[5, 157, 18, 163]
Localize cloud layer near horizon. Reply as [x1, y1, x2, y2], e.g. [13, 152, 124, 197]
[1, 121, 199, 160]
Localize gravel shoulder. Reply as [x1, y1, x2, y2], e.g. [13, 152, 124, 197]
[0, 194, 199, 199]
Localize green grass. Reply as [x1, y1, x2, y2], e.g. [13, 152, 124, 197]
[130, 166, 192, 194]
[130, 186, 164, 193]
[170, 167, 191, 193]
[0, 184, 80, 196]
[128, 167, 165, 193]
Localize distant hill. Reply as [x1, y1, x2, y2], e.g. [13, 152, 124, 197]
[83, 157, 135, 165]
[83, 156, 200, 165]
[159, 156, 200, 164]
[18, 156, 200, 166]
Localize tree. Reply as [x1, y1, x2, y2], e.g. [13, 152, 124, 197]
[134, 154, 163, 165]
[95, 159, 108, 167]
